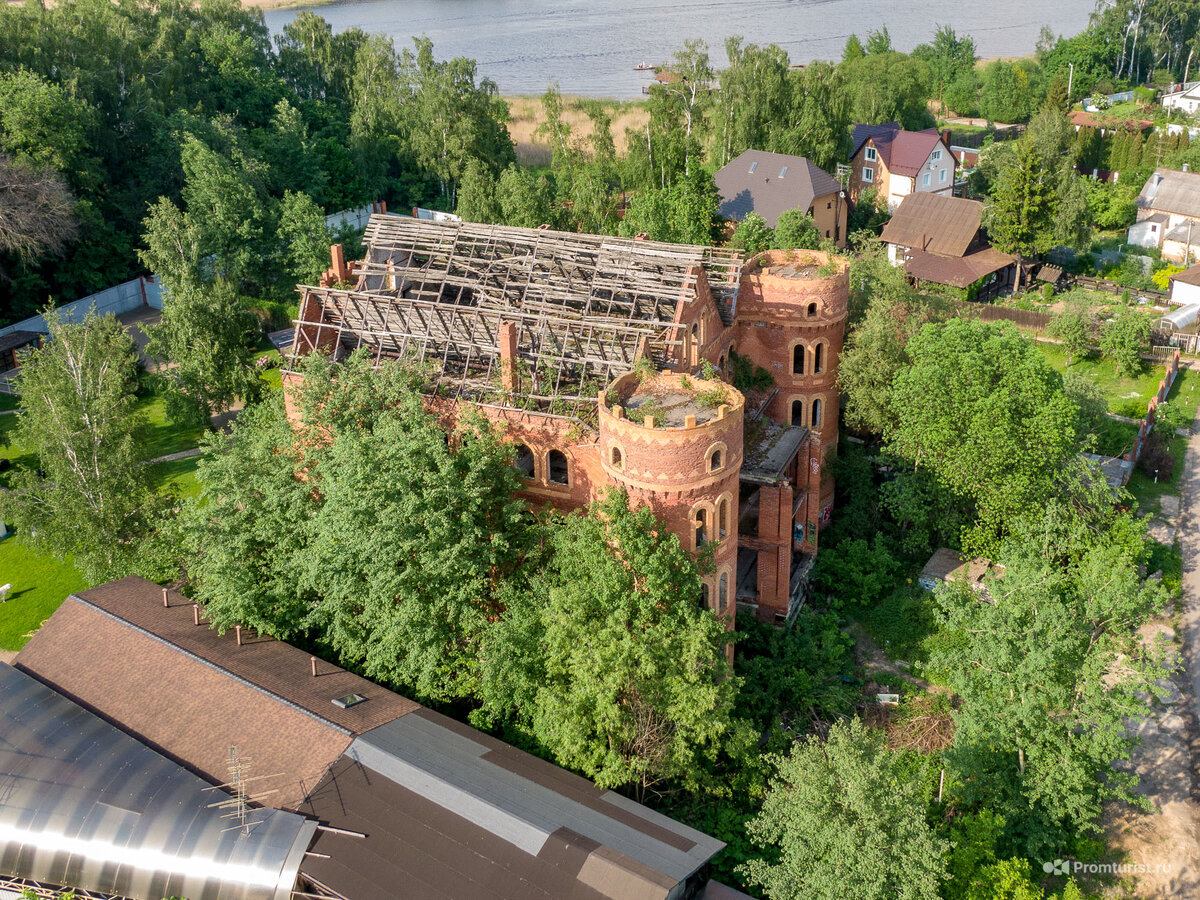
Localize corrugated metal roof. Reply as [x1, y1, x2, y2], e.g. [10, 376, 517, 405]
[715, 150, 842, 227]
[0, 664, 316, 900]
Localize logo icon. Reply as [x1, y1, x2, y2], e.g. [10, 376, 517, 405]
[1042, 859, 1070, 876]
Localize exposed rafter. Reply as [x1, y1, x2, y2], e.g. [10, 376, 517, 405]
[289, 217, 744, 423]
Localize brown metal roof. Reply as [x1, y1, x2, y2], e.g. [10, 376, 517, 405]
[299, 708, 722, 900]
[0, 330, 40, 355]
[15, 577, 419, 810]
[1170, 263, 1200, 287]
[850, 123, 947, 177]
[902, 246, 1015, 288]
[715, 150, 842, 227]
[880, 192, 985, 258]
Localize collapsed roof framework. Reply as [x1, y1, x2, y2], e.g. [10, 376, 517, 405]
[289, 216, 743, 422]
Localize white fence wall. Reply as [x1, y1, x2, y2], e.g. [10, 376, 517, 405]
[1, 201, 376, 339]
[325, 203, 376, 233]
[0, 277, 152, 337]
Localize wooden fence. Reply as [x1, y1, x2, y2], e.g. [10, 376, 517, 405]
[952, 301, 1052, 333]
[1068, 274, 1167, 300]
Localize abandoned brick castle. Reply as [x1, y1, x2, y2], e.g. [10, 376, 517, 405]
[288, 215, 847, 624]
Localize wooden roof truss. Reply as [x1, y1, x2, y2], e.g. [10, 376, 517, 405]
[289, 217, 743, 422]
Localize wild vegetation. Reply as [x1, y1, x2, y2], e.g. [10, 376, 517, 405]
[1, 3, 1196, 898]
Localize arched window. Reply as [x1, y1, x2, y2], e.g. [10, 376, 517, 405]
[514, 444, 535, 478]
[611, 445, 623, 468]
[700, 583, 710, 609]
[548, 450, 569, 485]
[792, 344, 805, 375]
[811, 398, 823, 428]
[791, 400, 804, 426]
[807, 302, 817, 317]
[695, 508, 708, 547]
[814, 343, 824, 374]
[716, 496, 728, 539]
[709, 448, 723, 472]
[719, 573, 729, 613]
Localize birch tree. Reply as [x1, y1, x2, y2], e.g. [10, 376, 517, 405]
[0, 310, 162, 580]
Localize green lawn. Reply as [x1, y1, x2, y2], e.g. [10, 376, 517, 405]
[1035, 340, 1171, 418]
[0, 533, 88, 651]
[1126, 431, 1189, 513]
[137, 391, 205, 460]
[0, 394, 17, 412]
[1163, 366, 1200, 425]
[147, 454, 202, 499]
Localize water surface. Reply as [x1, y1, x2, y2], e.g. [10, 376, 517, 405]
[264, 0, 1095, 97]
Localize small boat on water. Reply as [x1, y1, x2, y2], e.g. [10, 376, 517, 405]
[633, 61, 653, 71]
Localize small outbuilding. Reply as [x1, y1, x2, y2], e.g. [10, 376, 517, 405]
[919, 548, 996, 593]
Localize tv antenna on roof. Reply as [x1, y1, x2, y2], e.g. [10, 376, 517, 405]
[204, 746, 283, 835]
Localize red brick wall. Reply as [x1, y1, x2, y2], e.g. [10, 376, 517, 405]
[599, 372, 745, 622]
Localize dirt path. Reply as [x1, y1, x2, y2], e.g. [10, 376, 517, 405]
[1104, 402, 1200, 897]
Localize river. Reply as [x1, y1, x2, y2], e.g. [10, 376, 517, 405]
[263, 0, 1096, 98]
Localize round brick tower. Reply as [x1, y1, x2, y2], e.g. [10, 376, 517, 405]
[734, 250, 849, 519]
[597, 371, 745, 622]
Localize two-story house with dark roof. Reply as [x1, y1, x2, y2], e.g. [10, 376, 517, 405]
[848, 123, 954, 212]
[714, 150, 847, 248]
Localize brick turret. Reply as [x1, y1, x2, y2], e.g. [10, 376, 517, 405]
[598, 371, 745, 621]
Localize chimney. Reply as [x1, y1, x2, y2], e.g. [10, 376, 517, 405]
[499, 321, 519, 392]
[193, 604, 200, 625]
[311, 656, 318, 677]
[942, 129, 952, 146]
[162, 588, 169, 607]
[635, 232, 649, 241]
[330, 244, 348, 282]
[235, 625, 242, 646]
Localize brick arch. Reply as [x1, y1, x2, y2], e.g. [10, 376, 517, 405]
[608, 440, 627, 470]
[715, 491, 734, 541]
[705, 440, 729, 474]
[690, 500, 715, 551]
[788, 395, 807, 426]
[789, 338, 809, 376]
[546, 448, 571, 486]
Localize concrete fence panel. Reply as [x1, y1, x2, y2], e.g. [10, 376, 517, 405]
[0, 277, 151, 337]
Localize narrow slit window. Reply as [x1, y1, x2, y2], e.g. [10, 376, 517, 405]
[793, 344, 805, 375]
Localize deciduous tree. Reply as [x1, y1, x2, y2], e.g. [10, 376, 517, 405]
[883, 319, 1080, 554]
[740, 718, 949, 900]
[0, 311, 162, 580]
[1100, 308, 1151, 376]
[933, 512, 1170, 858]
[477, 489, 737, 797]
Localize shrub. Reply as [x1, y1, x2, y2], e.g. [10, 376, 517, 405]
[1138, 431, 1176, 480]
